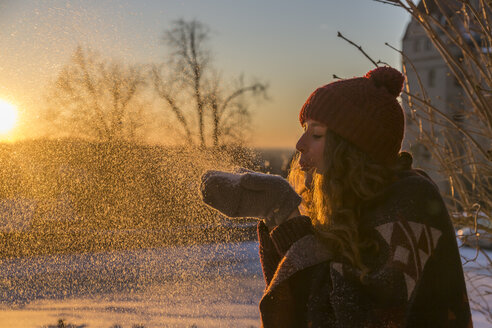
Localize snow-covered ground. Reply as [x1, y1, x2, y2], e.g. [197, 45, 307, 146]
[0, 241, 490, 327]
[457, 242, 492, 328]
[0, 242, 264, 327]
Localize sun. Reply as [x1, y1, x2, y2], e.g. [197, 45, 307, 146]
[0, 99, 18, 134]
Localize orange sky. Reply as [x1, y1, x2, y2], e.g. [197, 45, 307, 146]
[0, 0, 410, 148]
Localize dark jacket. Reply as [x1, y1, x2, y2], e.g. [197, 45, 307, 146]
[257, 169, 473, 328]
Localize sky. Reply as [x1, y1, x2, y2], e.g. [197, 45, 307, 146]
[0, 0, 411, 149]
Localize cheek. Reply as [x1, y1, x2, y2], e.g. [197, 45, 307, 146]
[314, 141, 325, 169]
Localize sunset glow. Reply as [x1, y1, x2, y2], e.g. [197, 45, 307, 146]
[0, 99, 18, 134]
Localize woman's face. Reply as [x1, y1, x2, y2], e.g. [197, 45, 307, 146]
[296, 119, 327, 173]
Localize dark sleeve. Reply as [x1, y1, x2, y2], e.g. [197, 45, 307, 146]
[257, 216, 313, 286]
[257, 221, 281, 286]
[269, 215, 313, 256]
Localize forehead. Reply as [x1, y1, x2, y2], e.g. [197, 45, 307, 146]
[303, 119, 327, 129]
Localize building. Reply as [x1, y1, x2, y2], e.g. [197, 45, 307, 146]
[400, 0, 485, 194]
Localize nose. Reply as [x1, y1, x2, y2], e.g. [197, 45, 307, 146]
[296, 133, 306, 153]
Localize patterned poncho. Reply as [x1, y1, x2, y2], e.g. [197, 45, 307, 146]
[257, 169, 472, 328]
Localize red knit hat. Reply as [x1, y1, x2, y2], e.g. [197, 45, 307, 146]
[299, 66, 405, 166]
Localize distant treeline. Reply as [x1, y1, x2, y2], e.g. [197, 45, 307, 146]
[0, 139, 294, 258]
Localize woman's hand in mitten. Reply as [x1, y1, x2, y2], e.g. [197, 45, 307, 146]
[239, 171, 302, 228]
[200, 169, 302, 228]
[200, 170, 244, 218]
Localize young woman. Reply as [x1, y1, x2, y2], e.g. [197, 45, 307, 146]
[200, 67, 472, 327]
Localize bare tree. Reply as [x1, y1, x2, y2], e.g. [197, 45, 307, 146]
[44, 46, 148, 142]
[208, 74, 267, 146]
[151, 19, 267, 148]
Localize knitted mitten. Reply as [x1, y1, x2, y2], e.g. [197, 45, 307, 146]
[200, 169, 302, 228]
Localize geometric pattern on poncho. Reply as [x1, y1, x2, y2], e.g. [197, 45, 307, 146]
[375, 219, 442, 300]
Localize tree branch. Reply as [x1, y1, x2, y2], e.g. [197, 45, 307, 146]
[337, 31, 379, 67]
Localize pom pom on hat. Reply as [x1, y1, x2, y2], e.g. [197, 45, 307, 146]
[365, 66, 404, 97]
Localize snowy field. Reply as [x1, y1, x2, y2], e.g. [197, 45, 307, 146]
[0, 240, 490, 327]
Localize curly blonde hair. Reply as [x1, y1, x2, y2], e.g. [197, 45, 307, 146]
[288, 130, 410, 278]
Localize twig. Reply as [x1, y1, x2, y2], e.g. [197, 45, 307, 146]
[371, 0, 402, 7]
[385, 41, 431, 107]
[337, 31, 379, 67]
[462, 204, 482, 265]
[401, 90, 491, 160]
